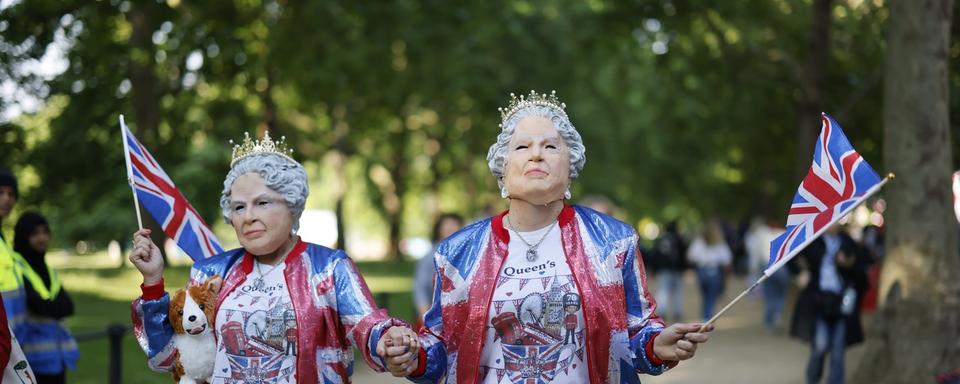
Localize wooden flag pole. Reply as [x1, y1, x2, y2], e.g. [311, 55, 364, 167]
[697, 172, 896, 333]
[119, 115, 144, 230]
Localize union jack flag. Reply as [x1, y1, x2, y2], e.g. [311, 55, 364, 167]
[766, 113, 885, 275]
[226, 353, 286, 381]
[121, 116, 224, 261]
[502, 342, 563, 384]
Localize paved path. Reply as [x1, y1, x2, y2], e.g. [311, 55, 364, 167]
[352, 274, 866, 383]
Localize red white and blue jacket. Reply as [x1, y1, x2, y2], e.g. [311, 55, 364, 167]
[131, 241, 407, 383]
[386, 205, 672, 383]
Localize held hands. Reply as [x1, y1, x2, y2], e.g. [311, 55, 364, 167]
[129, 229, 165, 285]
[652, 323, 714, 362]
[376, 326, 420, 377]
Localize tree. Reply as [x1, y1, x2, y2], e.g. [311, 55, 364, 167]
[0, 1, 269, 246]
[795, 0, 833, 179]
[0, 0, 905, 257]
[853, 0, 960, 381]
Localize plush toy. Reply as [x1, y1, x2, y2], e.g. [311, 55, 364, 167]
[168, 276, 221, 384]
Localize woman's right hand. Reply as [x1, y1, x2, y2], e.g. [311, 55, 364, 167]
[129, 229, 165, 285]
[377, 326, 421, 377]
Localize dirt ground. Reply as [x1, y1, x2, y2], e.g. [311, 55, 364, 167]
[352, 274, 866, 383]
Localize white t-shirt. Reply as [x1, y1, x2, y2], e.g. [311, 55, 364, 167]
[480, 222, 588, 383]
[212, 261, 298, 384]
[687, 238, 733, 269]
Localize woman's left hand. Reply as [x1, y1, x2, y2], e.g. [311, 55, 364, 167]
[652, 323, 714, 362]
[376, 326, 420, 377]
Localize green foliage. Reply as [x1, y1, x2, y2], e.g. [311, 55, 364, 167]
[0, 0, 947, 250]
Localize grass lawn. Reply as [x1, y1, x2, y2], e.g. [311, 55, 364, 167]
[58, 260, 416, 383]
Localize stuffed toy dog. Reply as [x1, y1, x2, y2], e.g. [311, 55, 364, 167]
[168, 276, 221, 384]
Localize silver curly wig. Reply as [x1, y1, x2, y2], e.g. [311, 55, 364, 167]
[220, 153, 309, 232]
[486, 104, 586, 196]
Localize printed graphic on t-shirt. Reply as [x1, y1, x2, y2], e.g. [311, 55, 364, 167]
[213, 263, 298, 384]
[481, 227, 587, 384]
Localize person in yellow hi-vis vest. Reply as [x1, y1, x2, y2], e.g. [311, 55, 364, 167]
[0, 168, 27, 333]
[14, 212, 78, 384]
[0, 168, 35, 382]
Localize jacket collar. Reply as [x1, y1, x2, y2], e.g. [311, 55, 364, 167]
[492, 204, 575, 242]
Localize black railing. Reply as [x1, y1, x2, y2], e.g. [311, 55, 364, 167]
[73, 323, 129, 384]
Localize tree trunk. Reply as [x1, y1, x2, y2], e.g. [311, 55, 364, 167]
[259, 69, 278, 135]
[427, 134, 442, 220]
[127, 3, 168, 262]
[127, 3, 160, 148]
[331, 147, 347, 251]
[852, 0, 960, 382]
[795, 0, 832, 179]
[334, 194, 346, 250]
[386, 125, 410, 261]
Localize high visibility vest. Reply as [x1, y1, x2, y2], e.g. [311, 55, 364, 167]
[17, 258, 79, 375]
[0, 237, 24, 292]
[0, 237, 28, 336]
[19, 262, 60, 300]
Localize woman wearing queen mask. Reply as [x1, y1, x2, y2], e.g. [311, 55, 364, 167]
[377, 91, 713, 383]
[129, 133, 417, 383]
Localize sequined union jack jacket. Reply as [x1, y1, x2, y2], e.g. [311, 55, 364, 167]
[131, 240, 408, 383]
[379, 205, 673, 383]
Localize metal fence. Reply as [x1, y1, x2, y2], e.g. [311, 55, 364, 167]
[73, 323, 129, 384]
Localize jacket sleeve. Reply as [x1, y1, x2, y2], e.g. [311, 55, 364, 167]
[365, 249, 448, 383]
[130, 283, 177, 372]
[331, 254, 411, 373]
[623, 233, 672, 375]
[130, 268, 203, 372]
[405, 249, 448, 383]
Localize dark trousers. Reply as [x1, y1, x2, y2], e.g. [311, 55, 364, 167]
[36, 371, 66, 384]
[762, 268, 791, 331]
[696, 266, 724, 321]
[806, 317, 847, 384]
[286, 340, 296, 355]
